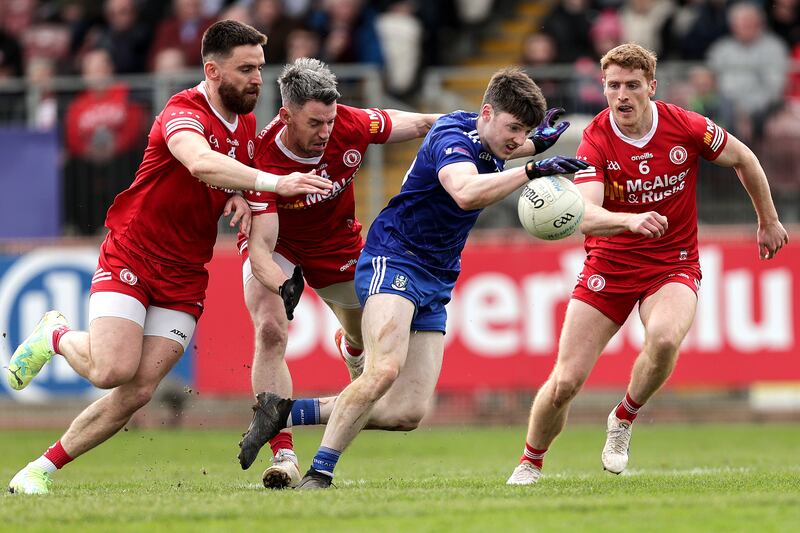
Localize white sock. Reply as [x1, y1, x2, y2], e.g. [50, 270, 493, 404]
[31, 456, 57, 474]
[340, 336, 363, 360]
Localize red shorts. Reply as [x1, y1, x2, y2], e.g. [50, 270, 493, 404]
[571, 254, 702, 325]
[241, 232, 363, 289]
[91, 235, 208, 319]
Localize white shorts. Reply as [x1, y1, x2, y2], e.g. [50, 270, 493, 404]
[242, 255, 360, 309]
[88, 292, 196, 350]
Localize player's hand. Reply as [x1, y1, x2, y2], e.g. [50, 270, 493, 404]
[276, 170, 333, 197]
[525, 156, 589, 179]
[529, 107, 570, 155]
[278, 265, 304, 320]
[628, 211, 668, 238]
[224, 194, 252, 236]
[757, 219, 788, 260]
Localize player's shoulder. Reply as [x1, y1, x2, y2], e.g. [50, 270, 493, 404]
[164, 85, 205, 111]
[582, 108, 612, 139]
[654, 100, 693, 122]
[429, 111, 478, 138]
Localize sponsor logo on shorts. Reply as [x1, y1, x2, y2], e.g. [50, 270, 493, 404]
[587, 274, 606, 292]
[391, 274, 408, 291]
[343, 149, 362, 168]
[669, 146, 688, 165]
[339, 258, 358, 272]
[170, 328, 188, 340]
[120, 268, 138, 286]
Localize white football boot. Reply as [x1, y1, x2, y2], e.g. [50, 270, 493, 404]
[506, 462, 542, 485]
[8, 464, 52, 494]
[602, 410, 632, 474]
[261, 448, 301, 489]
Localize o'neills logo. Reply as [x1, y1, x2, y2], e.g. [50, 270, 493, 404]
[120, 268, 138, 286]
[587, 274, 606, 292]
[669, 146, 688, 165]
[343, 149, 362, 167]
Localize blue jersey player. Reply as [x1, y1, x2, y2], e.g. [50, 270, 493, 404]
[237, 67, 589, 488]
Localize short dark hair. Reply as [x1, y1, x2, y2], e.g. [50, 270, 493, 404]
[482, 67, 545, 127]
[278, 58, 341, 107]
[201, 20, 267, 62]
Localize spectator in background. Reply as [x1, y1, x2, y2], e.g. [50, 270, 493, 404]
[571, 10, 622, 115]
[308, 0, 383, 65]
[285, 26, 321, 63]
[662, 0, 729, 60]
[84, 0, 153, 74]
[618, 0, 674, 56]
[148, 0, 215, 69]
[521, 32, 566, 109]
[26, 57, 58, 130]
[767, 0, 800, 48]
[63, 48, 145, 234]
[685, 65, 734, 130]
[376, 0, 423, 97]
[153, 47, 188, 74]
[540, 0, 595, 63]
[0, 28, 24, 80]
[250, 0, 299, 64]
[707, 1, 789, 142]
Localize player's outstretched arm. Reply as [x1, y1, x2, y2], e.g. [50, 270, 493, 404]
[577, 181, 668, 238]
[712, 134, 788, 259]
[248, 214, 289, 295]
[168, 131, 333, 195]
[384, 109, 443, 143]
[439, 156, 587, 210]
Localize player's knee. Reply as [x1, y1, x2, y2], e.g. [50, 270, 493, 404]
[552, 375, 583, 408]
[253, 314, 288, 354]
[122, 385, 156, 413]
[362, 362, 401, 399]
[391, 407, 426, 431]
[90, 366, 137, 389]
[646, 334, 681, 362]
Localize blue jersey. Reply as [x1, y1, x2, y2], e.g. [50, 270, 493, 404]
[364, 111, 505, 272]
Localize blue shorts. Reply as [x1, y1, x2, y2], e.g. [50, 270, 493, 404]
[355, 249, 458, 333]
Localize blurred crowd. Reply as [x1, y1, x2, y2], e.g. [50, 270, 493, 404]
[519, 0, 800, 216]
[1, 0, 799, 234]
[0, 0, 491, 97]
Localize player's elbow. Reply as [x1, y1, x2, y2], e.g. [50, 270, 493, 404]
[452, 190, 482, 211]
[185, 151, 217, 181]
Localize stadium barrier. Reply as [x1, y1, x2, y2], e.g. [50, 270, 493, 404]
[1, 232, 797, 402]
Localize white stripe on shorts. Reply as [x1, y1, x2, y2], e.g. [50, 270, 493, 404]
[369, 256, 387, 295]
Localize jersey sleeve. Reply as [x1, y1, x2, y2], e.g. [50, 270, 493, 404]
[243, 189, 278, 216]
[682, 108, 728, 161]
[341, 105, 393, 145]
[429, 129, 478, 174]
[573, 130, 605, 184]
[161, 97, 209, 143]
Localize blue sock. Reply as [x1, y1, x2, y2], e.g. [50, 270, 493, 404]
[311, 446, 341, 477]
[290, 398, 320, 426]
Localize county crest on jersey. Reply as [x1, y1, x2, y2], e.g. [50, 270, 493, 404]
[573, 100, 728, 266]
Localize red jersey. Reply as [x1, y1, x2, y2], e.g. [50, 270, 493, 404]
[573, 100, 727, 266]
[105, 83, 257, 266]
[239, 104, 392, 255]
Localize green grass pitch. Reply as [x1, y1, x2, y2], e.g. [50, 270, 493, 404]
[1, 423, 799, 532]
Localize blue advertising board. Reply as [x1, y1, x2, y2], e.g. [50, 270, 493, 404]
[0, 128, 61, 239]
[0, 247, 193, 402]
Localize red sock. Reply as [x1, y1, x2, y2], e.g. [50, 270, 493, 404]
[52, 326, 70, 354]
[344, 339, 363, 358]
[269, 431, 293, 456]
[520, 442, 547, 469]
[614, 391, 643, 423]
[43, 441, 73, 469]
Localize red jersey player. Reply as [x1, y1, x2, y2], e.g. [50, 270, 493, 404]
[6, 21, 331, 495]
[507, 43, 788, 485]
[236, 58, 441, 489]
